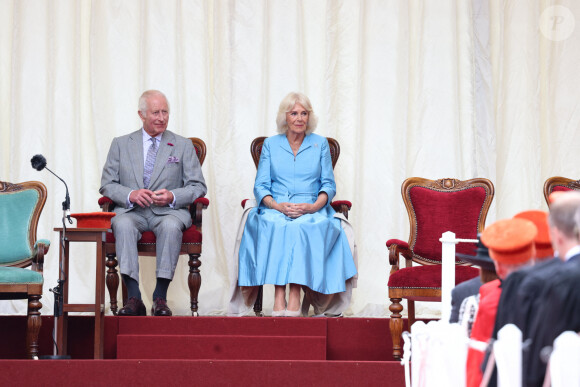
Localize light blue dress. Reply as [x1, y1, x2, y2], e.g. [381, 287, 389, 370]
[237, 133, 357, 294]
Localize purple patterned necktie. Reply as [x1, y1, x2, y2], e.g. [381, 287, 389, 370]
[143, 137, 158, 188]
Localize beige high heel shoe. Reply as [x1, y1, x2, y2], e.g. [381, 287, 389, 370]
[271, 302, 286, 317]
[285, 307, 301, 317]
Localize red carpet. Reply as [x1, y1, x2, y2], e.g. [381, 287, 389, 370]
[1, 359, 405, 386]
[0, 316, 410, 386]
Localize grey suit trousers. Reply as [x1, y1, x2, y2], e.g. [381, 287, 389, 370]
[112, 206, 186, 282]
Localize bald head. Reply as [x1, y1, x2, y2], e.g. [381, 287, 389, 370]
[548, 191, 580, 257]
[549, 192, 580, 239]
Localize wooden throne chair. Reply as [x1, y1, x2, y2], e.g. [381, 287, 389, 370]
[386, 177, 494, 359]
[0, 180, 50, 359]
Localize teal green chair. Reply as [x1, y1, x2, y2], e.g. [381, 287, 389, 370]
[0, 180, 50, 359]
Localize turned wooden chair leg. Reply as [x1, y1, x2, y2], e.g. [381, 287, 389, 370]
[27, 294, 42, 359]
[188, 253, 201, 316]
[389, 297, 404, 360]
[253, 285, 264, 316]
[106, 253, 120, 315]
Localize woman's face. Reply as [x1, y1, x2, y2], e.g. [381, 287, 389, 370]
[286, 103, 309, 135]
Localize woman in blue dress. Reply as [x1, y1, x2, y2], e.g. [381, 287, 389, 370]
[237, 92, 357, 317]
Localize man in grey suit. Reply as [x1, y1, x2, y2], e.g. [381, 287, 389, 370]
[100, 90, 207, 316]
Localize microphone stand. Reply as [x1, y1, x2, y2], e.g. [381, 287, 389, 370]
[40, 167, 72, 360]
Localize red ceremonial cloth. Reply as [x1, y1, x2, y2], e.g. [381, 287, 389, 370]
[465, 279, 502, 387]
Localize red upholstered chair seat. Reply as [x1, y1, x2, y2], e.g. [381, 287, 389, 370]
[388, 265, 479, 291]
[105, 226, 201, 244]
[387, 177, 494, 360]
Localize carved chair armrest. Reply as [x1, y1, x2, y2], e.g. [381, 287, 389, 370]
[191, 197, 209, 230]
[331, 200, 352, 219]
[32, 240, 50, 274]
[386, 239, 412, 275]
[98, 196, 116, 212]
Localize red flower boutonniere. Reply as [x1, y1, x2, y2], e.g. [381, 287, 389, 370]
[167, 143, 174, 146]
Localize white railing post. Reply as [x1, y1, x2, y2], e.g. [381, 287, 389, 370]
[439, 231, 457, 323]
[439, 232, 479, 323]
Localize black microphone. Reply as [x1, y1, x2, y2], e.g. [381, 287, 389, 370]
[30, 154, 72, 224]
[31, 154, 47, 171]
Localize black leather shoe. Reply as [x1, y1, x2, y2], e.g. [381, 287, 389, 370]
[118, 297, 146, 316]
[151, 297, 172, 316]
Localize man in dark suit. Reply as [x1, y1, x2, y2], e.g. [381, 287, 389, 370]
[520, 192, 580, 387]
[100, 90, 207, 316]
[492, 210, 555, 338]
[485, 193, 580, 386]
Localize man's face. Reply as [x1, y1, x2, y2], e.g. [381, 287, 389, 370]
[139, 94, 169, 137]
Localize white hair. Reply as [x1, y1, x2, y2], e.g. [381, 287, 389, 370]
[275, 92, 318, 135]
[138, 90, 170, 115]
[549, 191, 580, 240]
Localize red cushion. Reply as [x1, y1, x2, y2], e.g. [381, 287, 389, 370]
[552, 186, 573, 192]
[386, 239, 408, 249]
[106, 225, 201, 244]
[98, 196, 114, 206]
[331, 200, 352, 209]
[388, 265, 479, 288]
[410, 186, 486, 262]
[194, 197, 210, 206]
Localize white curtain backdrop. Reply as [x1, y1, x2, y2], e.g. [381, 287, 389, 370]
[1, 0, 579, 318]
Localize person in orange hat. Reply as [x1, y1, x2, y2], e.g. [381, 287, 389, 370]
[492, 210, 555, 339]
[514, 210, 553, 260]
[465, 218, 537, 387]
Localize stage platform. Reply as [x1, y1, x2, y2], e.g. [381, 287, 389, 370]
[0, 315, 411, 386]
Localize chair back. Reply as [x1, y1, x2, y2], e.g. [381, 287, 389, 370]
[0, 181, 47, 268]
[402, 177, 494, 265]
[250, 136, 340, 169]
[543, 176, 580, 205]
[190, 137, 206, 166]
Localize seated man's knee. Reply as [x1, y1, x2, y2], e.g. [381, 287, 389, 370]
[112, 214, 139, 233]
[157, 216, 184, 236]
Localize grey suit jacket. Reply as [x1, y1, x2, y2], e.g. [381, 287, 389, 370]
[99, 129, 207, 226]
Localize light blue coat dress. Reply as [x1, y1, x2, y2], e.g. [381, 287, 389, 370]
[237, 133, 357, 294]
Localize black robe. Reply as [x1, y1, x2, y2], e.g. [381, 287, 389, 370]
[522, 255, 580, 387]
[483, 258, 565, 387]
[492, 258, 562, 340]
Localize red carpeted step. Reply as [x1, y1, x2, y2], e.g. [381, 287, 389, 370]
[117, 316, 327, 336]
[0, 359, 406, 386]
[117, 334, 326, 360]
